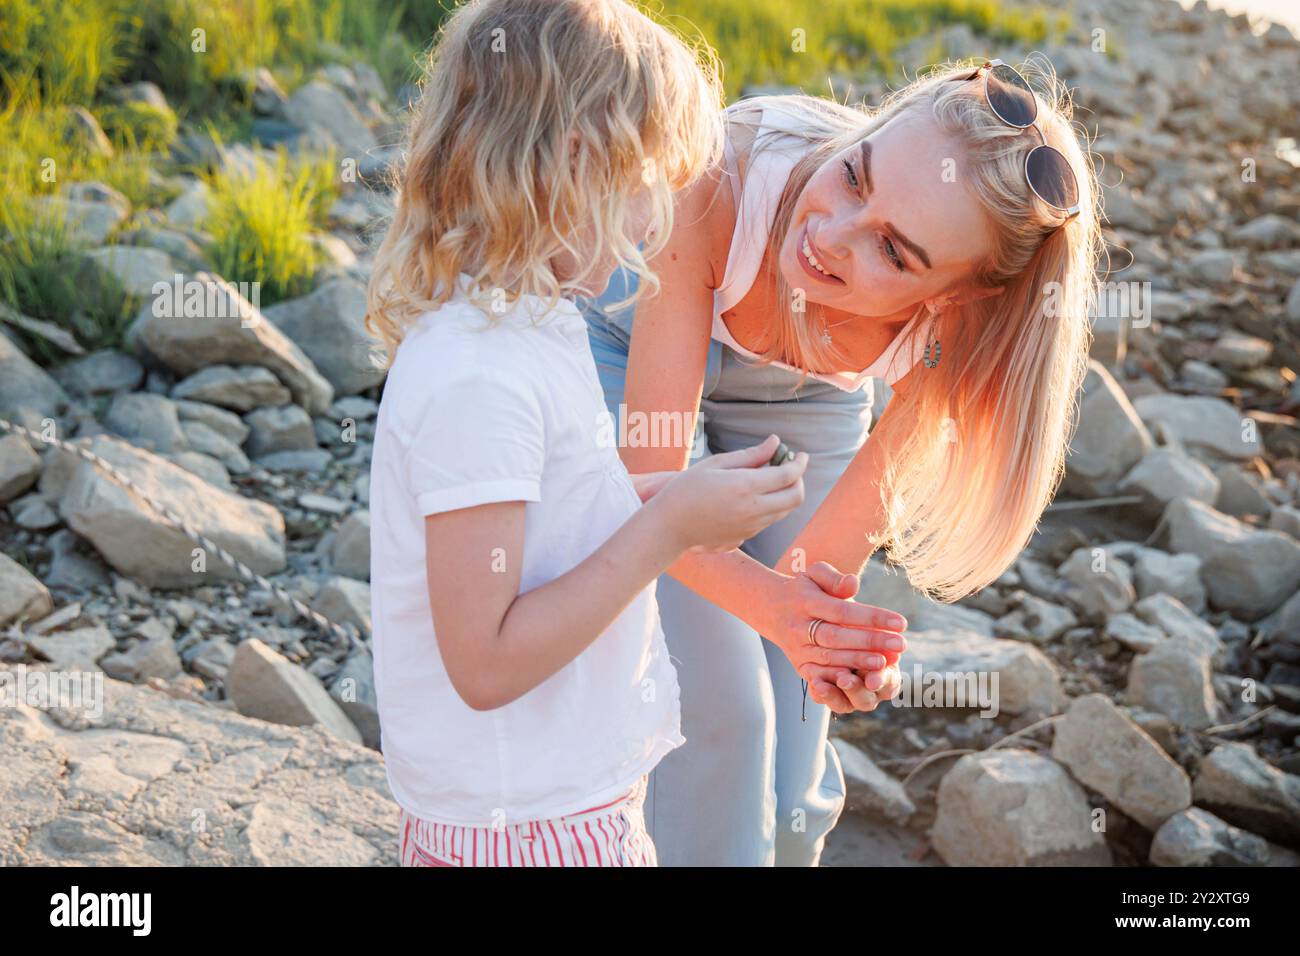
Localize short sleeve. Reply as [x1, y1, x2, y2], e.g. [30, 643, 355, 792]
[405, 371, 545, 516]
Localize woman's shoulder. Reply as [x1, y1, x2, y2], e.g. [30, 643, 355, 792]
[725, 93, 833, 143]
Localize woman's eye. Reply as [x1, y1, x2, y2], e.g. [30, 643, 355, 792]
[841, 157, 858, 192]
[881, 235, 904, 272]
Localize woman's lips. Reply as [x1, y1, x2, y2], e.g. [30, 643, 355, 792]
[796, 227, 844, 285]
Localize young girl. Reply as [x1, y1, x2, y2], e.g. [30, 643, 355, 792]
[363, 0, 862, 867]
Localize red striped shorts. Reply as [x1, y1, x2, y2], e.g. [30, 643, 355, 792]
[398, 775, 655, 867]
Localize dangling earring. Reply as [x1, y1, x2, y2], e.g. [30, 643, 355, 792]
[921, 300, 944, 369]
[922, 339, 941, 368]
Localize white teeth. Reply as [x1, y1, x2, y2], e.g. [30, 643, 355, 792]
[802, 236, 831, 276]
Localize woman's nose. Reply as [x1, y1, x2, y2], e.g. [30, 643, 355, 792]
[813, 218, 856, 263]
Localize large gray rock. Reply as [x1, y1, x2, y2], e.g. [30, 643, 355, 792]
[1207, 332, 1271, 370]
[0, 553, 54, 626]
[226, 638, 362, 745]
[1063, 362, 1153, 497]
[311, 577, 371, 638]
[1287, 277, 1300, 324]
[0, 434, 42, 503]
[29, 195, 127, 245]
[163, 179, 209, 229]
[174, 399, 250, 445]
[1192, 743, 1300, 846]
[171, 364, 292, 411]
[263, 278, 385, 396]
[1127, 635, 1219, 730]
[906, 601, 996, 637]
[1164, 497, 1300, 619]
[1150, 808, 1274, 866]
[0, 334, 68, 418]
[127, 273, 333, 414]
[51, 350, 144, 397]
[1214, 464, 1273, 518]
[1268, 505, 1300, 540]
[329, 650, 379, 749]
[80, 246, 177, 299]
[994, 592, 1079, 644]
[43, 529, 112, 591]
[1117, 447, 1220, 514]
[330, 510, 370, 580]
[930, 749, 1112, 866]
[282, 81, 377, 156]
[1051, 694, 1191, 830]
[830, 737, 915, 825]
[1132, 550, 1206, 613]
[1132, 394, 1261, 461]
[28, 624, 114, 671]
[894, 628, 1064, 718]
[1058, 548, 1135, 619]
[54, 435, 285, 588]
[99, 621, 183, 682]
[1258, 590, 1300, 646]
[104, 392, 189, 453]
[1104, 613, 1166, 653]
[0, 663, 395, 864]
[243, 404, 317, 457]
[179, 420, 249, 473]
[1133, 593, 1221, 658]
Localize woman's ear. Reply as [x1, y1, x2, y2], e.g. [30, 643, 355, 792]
[924, 283, 1003, 314]
[952, 283, 1004, 307]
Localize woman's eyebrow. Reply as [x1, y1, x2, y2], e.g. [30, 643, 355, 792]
[862, 139, 931, 269]
[887, 224, 932, 269]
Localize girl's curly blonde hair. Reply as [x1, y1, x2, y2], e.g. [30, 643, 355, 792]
[366, 0, 724, 363]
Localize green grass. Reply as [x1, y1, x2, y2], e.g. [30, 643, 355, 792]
[0, 195, 135, 362]
[0, 0, 431, 115]
[203, 147, 340, 305]
[652, 0, 1070, 98]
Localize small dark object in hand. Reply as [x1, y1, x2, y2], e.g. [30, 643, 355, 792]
[769, 441, 795, 466]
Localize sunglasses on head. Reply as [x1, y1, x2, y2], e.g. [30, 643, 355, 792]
[958, 59, 1081, 221]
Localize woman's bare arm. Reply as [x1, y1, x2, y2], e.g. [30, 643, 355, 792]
[619, 150, 731, 475]
[615, 154, 908, 711]
[774, 370, 918, 579]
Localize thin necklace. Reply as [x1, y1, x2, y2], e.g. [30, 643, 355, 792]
[819, 310, 856, 345]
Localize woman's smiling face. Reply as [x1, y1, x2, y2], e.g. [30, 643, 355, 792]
[777, 109, 996, 318]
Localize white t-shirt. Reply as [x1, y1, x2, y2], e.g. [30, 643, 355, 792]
[369, 274, 684, 827]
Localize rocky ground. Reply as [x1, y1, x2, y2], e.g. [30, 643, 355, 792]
[2, 0, 1299, 866]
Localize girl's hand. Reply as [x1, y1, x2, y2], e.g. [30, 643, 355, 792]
[755, 562, 908, 714]
[647, 435, 808, 554]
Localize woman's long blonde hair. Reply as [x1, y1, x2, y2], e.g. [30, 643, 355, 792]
[743, 58, 1103, 602]
[366, 0, 724, 362]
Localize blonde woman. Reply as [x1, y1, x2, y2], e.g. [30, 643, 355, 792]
[363, 0, 893, 867]
[580, 59, 1103, 866]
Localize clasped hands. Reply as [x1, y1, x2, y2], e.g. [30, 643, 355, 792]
[768, 561, 906, 714]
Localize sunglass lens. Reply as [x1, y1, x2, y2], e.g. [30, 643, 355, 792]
[986, 63, 1037, 128]
[1026, 145, 1079, 211]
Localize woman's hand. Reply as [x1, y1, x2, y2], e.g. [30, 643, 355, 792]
[755, 561, 908, 714]
[629, 471, 677, 503]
